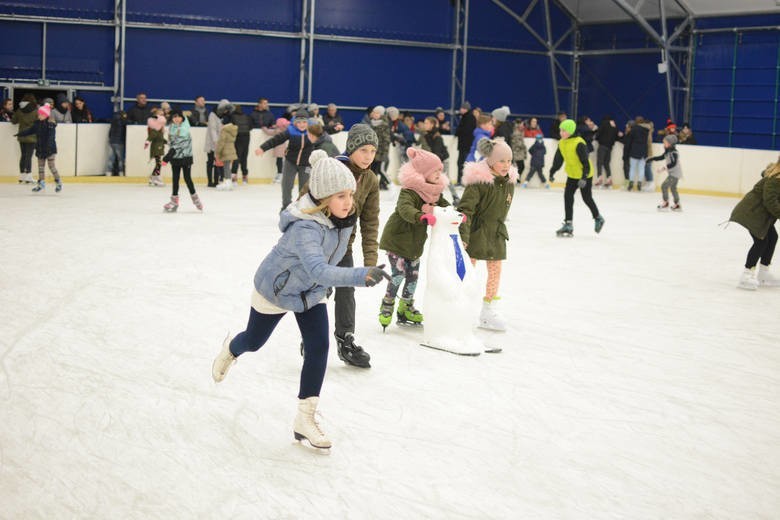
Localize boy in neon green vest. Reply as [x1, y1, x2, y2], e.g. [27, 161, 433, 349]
[549, 119, 605, 237]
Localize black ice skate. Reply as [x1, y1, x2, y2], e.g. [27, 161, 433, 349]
[335, 333, 371, 368]
[556, 220, 573, 237]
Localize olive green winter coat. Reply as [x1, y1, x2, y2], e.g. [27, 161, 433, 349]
[457, 160, 519, 260]
[380, 189, 449, 260]
[346, 159, 380, 266]
[147, 128, 166, 158]
[730, 164, 780, 239]
[12, 104, 38, 144]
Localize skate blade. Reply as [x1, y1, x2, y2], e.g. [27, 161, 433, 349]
[294, 432, 332, 452]
[477, 324, 507, 333]
[419, 343, 481, 356]
[396, 321, 423, 330]
[484, 346, 503, 353]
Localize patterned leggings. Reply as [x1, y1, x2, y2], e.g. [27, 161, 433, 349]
[471, 259, 503, 301]
[384, 252, 420, 300]
[37, 155, 60, 182]
[151, 156, 161, 176]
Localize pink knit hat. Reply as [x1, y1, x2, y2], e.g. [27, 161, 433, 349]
[406, 147, 443, 183]
[276, 117, 291, 130]
[37, 105, 51, 118]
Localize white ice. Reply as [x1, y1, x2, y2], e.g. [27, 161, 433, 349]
[1, 181, 778, 519]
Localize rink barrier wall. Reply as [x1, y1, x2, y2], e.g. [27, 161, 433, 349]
[0, 123, 777, 197]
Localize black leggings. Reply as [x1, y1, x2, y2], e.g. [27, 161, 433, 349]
[564, 177, 600, 221]
[597, 145, 612, 178]
[206, 151, 216, 185]
[230, 304, 329, 399]
[171, 163, 195, 196]
[514, 160, 525, 180]
[231, 133, 250, 175]
[19, 142, 35, 173]
[746, 225, 778, 269]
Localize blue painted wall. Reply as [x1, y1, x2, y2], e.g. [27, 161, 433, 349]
[691, 14, 780, 149]
[1, 1, 777, 149]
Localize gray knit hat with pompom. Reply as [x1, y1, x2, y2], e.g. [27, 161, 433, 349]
[308, 150, 356, 199]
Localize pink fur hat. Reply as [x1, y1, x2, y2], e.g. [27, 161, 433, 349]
[406, 147, 443, 183]
[37, 105, 51, 118]
[276, 117, 291, 130]
[147, 114, 166, 131]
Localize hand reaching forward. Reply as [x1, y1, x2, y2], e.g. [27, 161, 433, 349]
[365, 265, 392, 287]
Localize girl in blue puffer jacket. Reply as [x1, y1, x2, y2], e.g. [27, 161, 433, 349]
[211, 150, 390, 450]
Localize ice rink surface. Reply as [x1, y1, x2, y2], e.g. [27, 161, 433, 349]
[1, 180, 778, 519]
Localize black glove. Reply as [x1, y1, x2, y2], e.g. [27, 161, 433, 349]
[365, 264, 391, 287]
[549, 171, 556, 182]
[577, 177, 587, 189]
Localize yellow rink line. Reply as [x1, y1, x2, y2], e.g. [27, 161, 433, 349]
[0, 176, 273, 185]
[546, 181, 740, 198]
[0, 176, 741, 198]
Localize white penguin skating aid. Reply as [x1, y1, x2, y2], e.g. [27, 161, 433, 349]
[420, 206, 489, 356]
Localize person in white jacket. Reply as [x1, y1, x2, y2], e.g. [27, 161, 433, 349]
[204, 99, 231, 187]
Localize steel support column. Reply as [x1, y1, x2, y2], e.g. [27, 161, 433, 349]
[112, 0, 122, 111]
[659, 0, 675, 120]
[41, 22, 47, 80]
[307, 0, 315, 104]
[450, 0, 469, 117]
[543, 0, 560, 114]
[119, 0, 126, 110]
[298, 0, 309, 103]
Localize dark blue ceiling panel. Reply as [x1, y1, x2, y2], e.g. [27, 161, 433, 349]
[0, 20, 42, 79]
[45, 24, 114, 84]
[312, 40, 452, 109]
[123, 28, 300, 104]
[468, 0, 548, 50]
[126, 0, 302, 32]
[0, 0, 113, 19]
[315, 0, 453, 43]
[466, 49, 554, 118]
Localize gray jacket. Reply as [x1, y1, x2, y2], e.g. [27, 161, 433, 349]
[253, 195, 370, 312]
[204, 112, 222, 153]
[648, 146, 682, 179]
[52, 108, 72, 124]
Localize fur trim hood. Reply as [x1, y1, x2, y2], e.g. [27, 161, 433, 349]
[462, 160, 519, 186]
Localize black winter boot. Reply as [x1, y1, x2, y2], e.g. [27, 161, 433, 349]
[335, 333, 371, 368]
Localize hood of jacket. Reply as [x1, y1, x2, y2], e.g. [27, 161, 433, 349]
[288, 124, 307, 137]
[317, 132, 334, 144]
[462, 159, 519, 185]
[280, 193, 333, 231]
[220, 123, 238, 138]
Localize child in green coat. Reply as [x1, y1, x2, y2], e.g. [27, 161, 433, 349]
[378, 148, 449, 329]
[144, 110, 167, 187]
[458, 138, 519, 332]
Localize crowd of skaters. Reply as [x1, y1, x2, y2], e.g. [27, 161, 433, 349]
[4, 90, 779, 451]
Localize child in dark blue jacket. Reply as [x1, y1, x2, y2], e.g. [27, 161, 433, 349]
[212, 150, 390, 449]
[524, 134, 549, 188]
[16, 104, 61, 193]
[256, 108, 315, 212]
